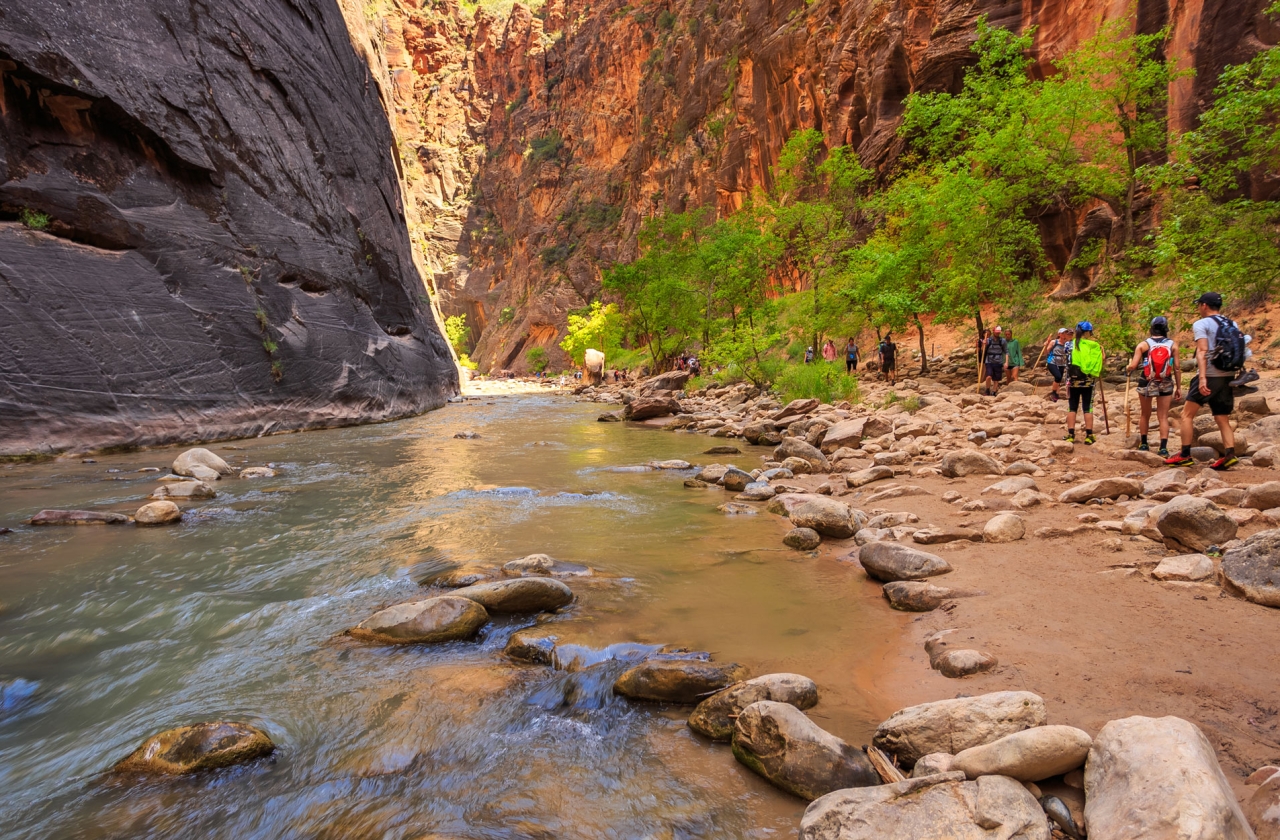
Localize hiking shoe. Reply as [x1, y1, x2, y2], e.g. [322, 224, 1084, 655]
[1048, 392, 1059, 403]
[1210, 455, 1239, 471]
[1158, 447, 1169, 457]
[1164, 454, 1195, 467]
[1137, 442, 1150, 451]
[1063, 433, 1076, 442]
[1084, 433, 1097, 445]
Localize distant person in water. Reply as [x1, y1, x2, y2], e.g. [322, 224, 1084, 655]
[878, 335, 897, 384]
[822, 340, 837, 363]
[845, 338, 859, 373]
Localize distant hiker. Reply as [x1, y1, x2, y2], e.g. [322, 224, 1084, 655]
[1004, 330, 1023, 383]
[1043, 328, 1072, 402]
[1064, 321, 1104, 445]
[804, 346, 814, 365]
[1126, 316, 1180, 457]
[980, 326, 1007, 396]
[822, 340, 837, 363]
[845, 338, 859, 373]
[688, 356, 701, 376]
[1166, 292, 1249, 470]
[878, 335, 897, 384]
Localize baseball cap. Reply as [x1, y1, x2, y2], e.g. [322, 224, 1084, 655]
[1057, 328, 1070, 334]
[1151, 315, 1168, 329]
[994, 326, 1002, 333]
[1077, 321, 1093, 332]
[1195, 292, 1223, 308]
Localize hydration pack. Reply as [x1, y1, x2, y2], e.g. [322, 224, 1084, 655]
[1210, 315, 1247, 372]
[1142, 337, 1174, 382]
[1068, 339, 1104, 379]
[984, 337, 1007, 363]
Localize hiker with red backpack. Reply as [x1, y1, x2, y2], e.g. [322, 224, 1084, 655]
[1166, 292, 1250, 470]
[1126, 316, 1180, 457]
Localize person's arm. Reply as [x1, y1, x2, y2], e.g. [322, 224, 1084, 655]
[1172, 346, 1182, 397]
[1127, 341, 1146, 373]
[1196, 337, 1211, 395]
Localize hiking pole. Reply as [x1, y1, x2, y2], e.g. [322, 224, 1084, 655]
[1097, 376, 1111, 435]
[1124, 372, 1133, 440]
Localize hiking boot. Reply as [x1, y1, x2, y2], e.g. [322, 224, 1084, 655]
[1048, 392, 1059, 403]
[1210, 455, 1239, 471]
[1137, 441, 1150, 451]
[1063, 433, 1076, 442]
[1158, 447, 1169, 457]
[1164, 454, 1195, 467]
[1084, 433, 1097, 445]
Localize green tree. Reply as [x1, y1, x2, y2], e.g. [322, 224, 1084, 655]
[444, 314, 470, 353]
[559, 301, 622, 365]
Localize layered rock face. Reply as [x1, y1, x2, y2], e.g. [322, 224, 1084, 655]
[0, 0, 458, 456]
[355, 0, 1272, 373]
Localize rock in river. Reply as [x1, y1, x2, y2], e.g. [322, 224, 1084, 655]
[1085, 715, 1254, 840]
[858, 542, 952, 583]
[789, 497, 857, 538]
[689, 674, 820, 741]
[783, 527, 822, 550]
[114, 721, 274, 775]
[502, 554, 592, 578]
[733, 701, 878, 801]
[149, 480, 216, 500]
[625, 396, 681, 421]
[450, 578, 573, 614]
[239, 467, 276, 479]
[1222, 529, 1280, 607]
[613, 659, 748, 704]
[172, 448, 233, 478]
[134, 501, 182, 526]
[873, 691, 1048, 767]
[1155, 495, 1237, 552]
[882, 581, 950, 612]
[952, 725, 1092, 781]
[737, 481, 776, 501]
[350, 595, 489, 644]
[800, 773, 1050, 840]
[722, 468, 753, 492]
[30, 509, 128, 526]
[504, 625, 561, 665]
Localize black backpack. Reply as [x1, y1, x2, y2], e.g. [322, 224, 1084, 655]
[1210, 315, 1246, 372]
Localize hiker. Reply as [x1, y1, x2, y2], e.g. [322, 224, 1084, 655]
[1042, 328, 1071, 402]
[1004, 329, 1023, 383]
[804, 346, 814, 364]
[878, 335, 897, 384]
[845, 338, 859, 373]
[1063, 321, 1104, 445]
[1126, 316, 1180, 457]
[980, 326, 1007, 396]
[1166, 292, 1249, 470]
[822, 339, 837, 363]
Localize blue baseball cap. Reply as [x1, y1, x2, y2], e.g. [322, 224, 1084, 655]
[1077, 321, 1093, 332]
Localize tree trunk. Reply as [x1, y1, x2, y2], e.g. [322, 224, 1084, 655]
[914, 314, 929, 375]
[975, 310, 986, 386]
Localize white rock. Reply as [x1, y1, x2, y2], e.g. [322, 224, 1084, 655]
[983, 513, 1025, 543]
[952, 725, 1092, 782]
[172, 447, 233, 478]
[1152, 554, 1214, 582]
[873, 691, 1047, 767]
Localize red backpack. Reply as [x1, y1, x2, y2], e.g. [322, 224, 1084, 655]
[1143, 338, 1174, 381]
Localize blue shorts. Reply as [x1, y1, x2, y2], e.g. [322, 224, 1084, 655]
[1047, 363, 1065, 383]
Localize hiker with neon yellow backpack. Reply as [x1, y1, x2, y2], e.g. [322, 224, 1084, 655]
[1063, 322, 1105, 445]
[1125, 316, 1181, 457]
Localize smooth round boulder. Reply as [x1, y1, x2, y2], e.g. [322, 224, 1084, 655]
[790, 497, 857, 538]
[738, 481, 777, 501]
[614, 659, 749, 704]
[689, 673, 819, 741]
[149, 480, 216, 500]
[733, 700, 878, 801]
[239, 467, 276, 479]
[940, 450, 1002, 478]
[135, 501, 182, 526]
[504, 625, 560, 665]
[722, 468, 753, 492]
[932, 649, 998, 678]
[882, 581, 950, 612]
[873, 691, 1048, 767]
[784, 527, 822, 550]
[114, 721, 273, 775]
[502, 554, 592, 578]
[952, 725, 1091, 782]
[1155, 495, 1237, 552]
[172, 447, 233, 478]
[983, 513, 1025, 543]
[858, 542, 952, 582]
[350, 595, 489, 644]
[449, 577, 574, 614]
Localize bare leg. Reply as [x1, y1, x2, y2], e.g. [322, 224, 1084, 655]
[1214, 413, 1236, 450]
[1156, 394, 1173, 441]
[1139, 396, 1153, 438]
[1180, 400, 1200, 448]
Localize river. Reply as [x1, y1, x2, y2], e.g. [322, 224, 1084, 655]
[0, 395, 903, 839]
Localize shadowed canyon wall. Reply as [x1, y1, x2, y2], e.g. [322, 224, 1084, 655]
[0, 0, 459, 456]
[351, 0, 1274, 374]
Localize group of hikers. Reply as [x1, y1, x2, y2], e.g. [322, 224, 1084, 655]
[808, 336, 903, 385]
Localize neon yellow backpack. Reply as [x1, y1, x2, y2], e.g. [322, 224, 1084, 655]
[1069, 339, 1104, 378]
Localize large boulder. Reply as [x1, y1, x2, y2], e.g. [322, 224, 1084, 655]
[940, 450, 1002, 478]
[820, 417, 868, 453]
[449, 578, 573, 614]
[783, 527, 822, 550]
[613, 659, 748, 704]
[882, 581, 950, 612]
[1155, 496, 1238, 551]
[625, 396, 681, 421]
[1222, 529, 1280, 607]
[846, 465, 895, 488]
[859, 542, 952, 583]
[1243, 481, 1280, 511]
[800, 773, 1050, 840]
[172, 447, 232, 478]
[1143, 469, 1189, 497]
[1245, 770, 1280, 840]
[722, 468, 753, 492]
[774, 438, 831, 472]
[772, 398, 820, 422]
[1059, 477, 1145, 504]
[733, 701, 878, 801]
[983, 513, 1026, 543]
[1085, 715, 1254, 840]
[114, 722, 274, 775]
[1153, 554, 1215, 582]
[689, 674, 819, 741]
[639, 369, 691, 393]
[584, 349, 606, 384]
[135, 500, 182, 526]
[790, 497, 857, 539]
[350, 596, 489, 644]
[30, 509, 128, 525]
[952, 725, 1092, 781]
[873, 691, 1048, 767]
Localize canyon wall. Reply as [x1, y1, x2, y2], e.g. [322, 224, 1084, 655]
[356, 0, 1274, 374]
[0, 0, 459, 457]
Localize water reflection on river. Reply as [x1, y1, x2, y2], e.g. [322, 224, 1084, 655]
[0, 396, 902, 839]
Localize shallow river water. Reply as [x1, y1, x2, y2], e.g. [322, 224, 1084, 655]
[0, 395, 901, 839]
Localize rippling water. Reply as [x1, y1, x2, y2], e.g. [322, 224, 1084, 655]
[0, 396, 901, 839]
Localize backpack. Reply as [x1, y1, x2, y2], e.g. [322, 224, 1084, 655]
[1142, 337, 1174, 382]
[984, 337, 1007, 363]
[1210, 315, 1246, 372]
[1068, 339, 1104, 379]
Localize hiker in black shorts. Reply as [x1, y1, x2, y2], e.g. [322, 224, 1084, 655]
[1166, 292, 1248, 470]
[879, 335, 897, 384]
[1064, 322, 1103, 445]
[980, 327, 1007, 396]
[845, 338, 859, 373]
[1126, 316, 1180, 457]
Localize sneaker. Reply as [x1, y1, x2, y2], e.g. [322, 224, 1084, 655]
[1164, 454, 1195, 467]
[1210, 455, 1239, 471]
[1063, 433, 1076, 442]
[1084, 433, 1096, 445]
[1048, 392, 1059, 403]
[1158, 447, 1169, 457]
[1137, 441, 1150, 452]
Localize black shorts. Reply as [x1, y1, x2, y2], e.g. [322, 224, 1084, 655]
[1047, 363, 1064, 383]
[1185, 375, 1234, 415]
[985, 362, 1004, 380]
[881, 357, 895, 370]
[1068, 384, 1093, 414]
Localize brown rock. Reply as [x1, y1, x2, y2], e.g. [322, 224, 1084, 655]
[30, 509, 128, 526]
[882, 581, 950, 612]
[625, 396, 681, 421]
[1059, 477, 1145, 504]
[135, 501, 182, 526]
[350, 595, 489, 644]
[614, 659, 749, 704]
[689, 674, 819, 741]
[733, 700, 878, 801]
[114, 722, 273, 775]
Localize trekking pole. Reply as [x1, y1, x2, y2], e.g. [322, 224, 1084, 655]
[1097, 376, 1111, 435]
[1124, 372, 1133, 440]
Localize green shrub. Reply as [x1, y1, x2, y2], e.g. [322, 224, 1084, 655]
[774, 362, 861, 405]
[444, 314, 471, 352]
[526, 346, 548, 372]
[529, 130, 564, 163]
[19, 209, 50, 230]
[499, 307, 515, 324]
[457, 353, 478, 370]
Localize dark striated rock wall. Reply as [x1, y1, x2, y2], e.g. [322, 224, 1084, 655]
[0, 0, 459, 457]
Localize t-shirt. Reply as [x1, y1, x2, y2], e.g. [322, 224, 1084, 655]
[846, 344, 858, 360]
[1006, 339, 1023, 367]
[1046, 339, 1068, 365]
[1192, 315, 1239, 377]
[880, 341, 896, 362]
